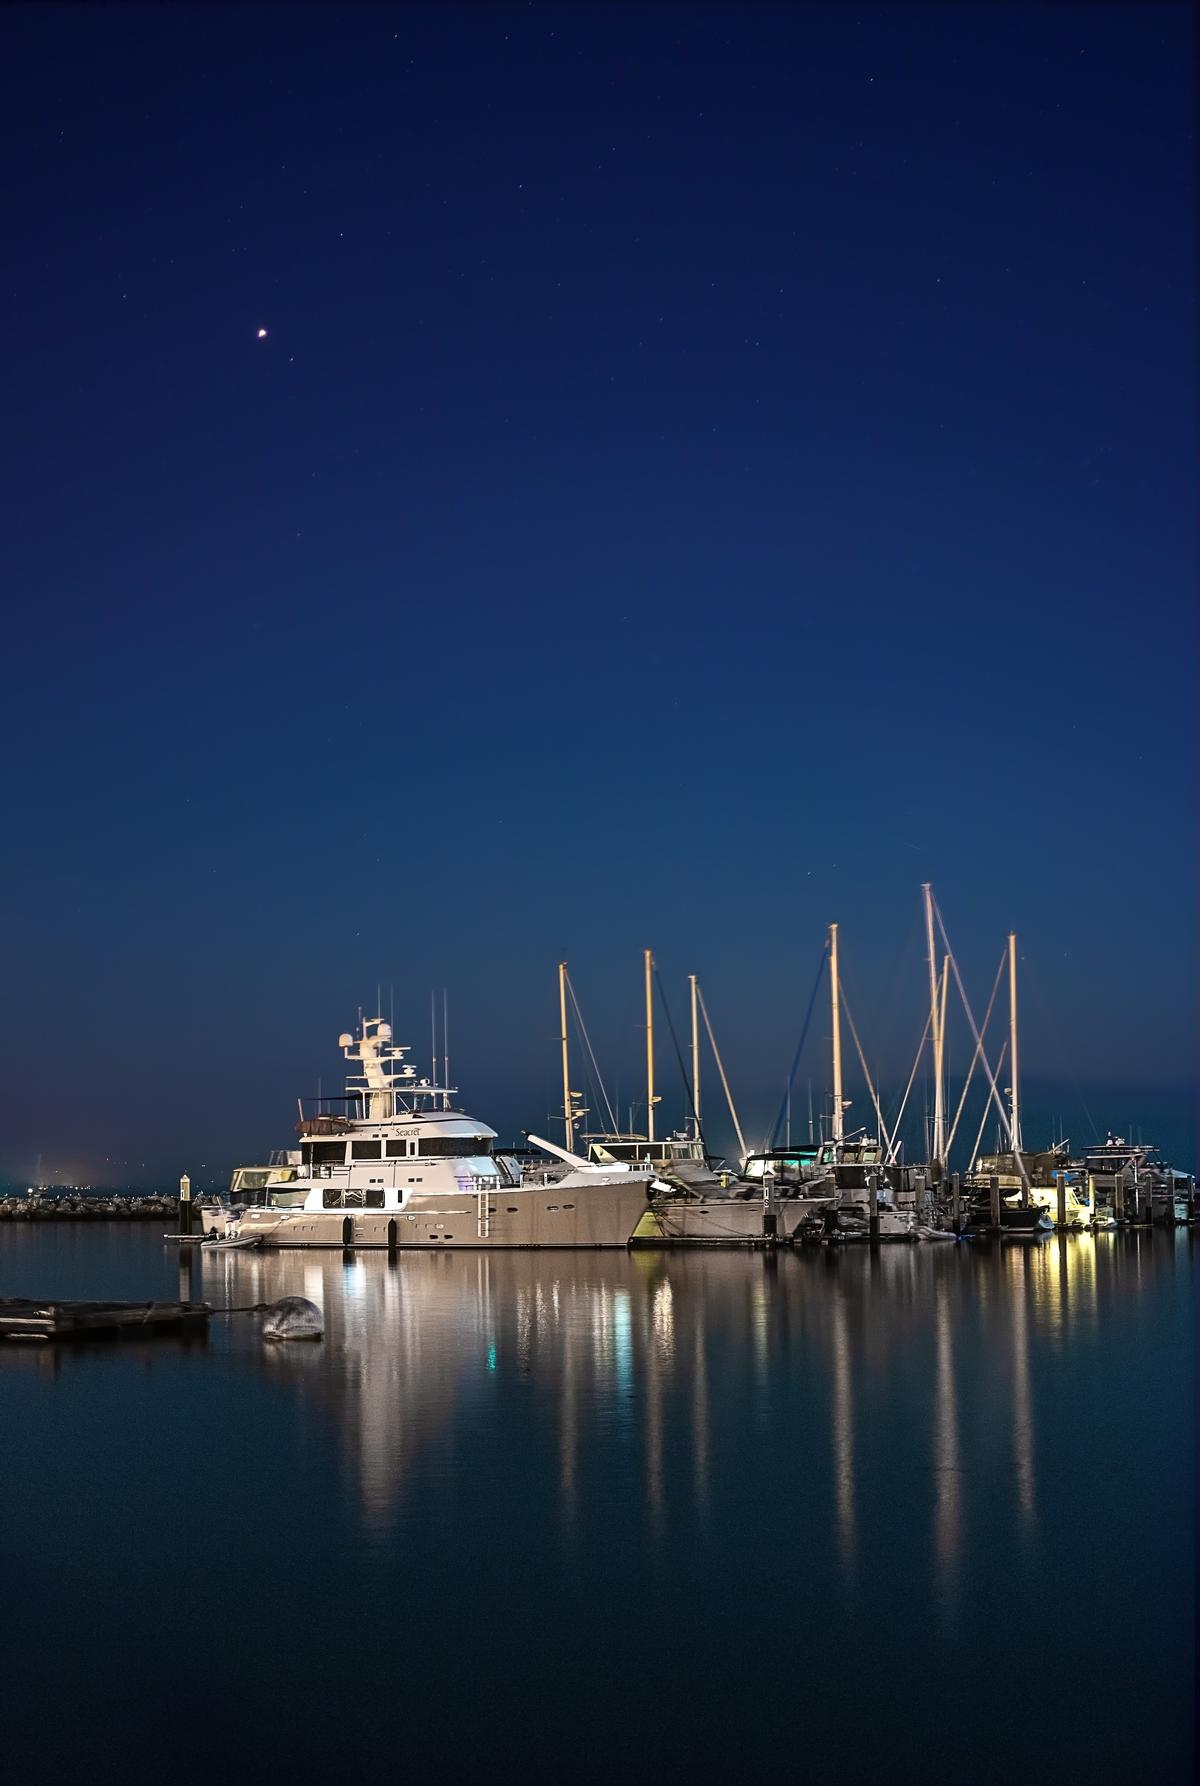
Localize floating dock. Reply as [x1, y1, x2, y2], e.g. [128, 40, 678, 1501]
[0, 1298, 212, 1342]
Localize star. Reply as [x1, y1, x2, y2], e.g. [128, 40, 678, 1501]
[256, 327, 268, 339]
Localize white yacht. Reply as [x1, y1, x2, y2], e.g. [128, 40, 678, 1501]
[228, 1016, 654, 1250]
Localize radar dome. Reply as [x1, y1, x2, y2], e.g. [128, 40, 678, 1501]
[338, 1032, 353, 1048]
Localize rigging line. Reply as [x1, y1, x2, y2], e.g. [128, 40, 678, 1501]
[696, 985, 748, 1163]
[884, 1000, 933, 1164]
[652, 965, 706, 1151]
[968, 1040, 1008, 1171]
[769, 942, 828, 1148]
[564, 972, 619, 1137]
[943, 948, 1006, 1160]
[838, 980, 895, 1159]
[932, 894, 1028, 1188]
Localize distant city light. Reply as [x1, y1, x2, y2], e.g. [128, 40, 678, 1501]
[256, 327, 268, 339]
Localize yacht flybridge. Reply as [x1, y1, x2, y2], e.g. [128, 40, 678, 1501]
[228, 1016, 654, 1250]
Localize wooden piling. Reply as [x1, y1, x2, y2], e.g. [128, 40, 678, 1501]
[868, 1172, 880, 1248]
[989, 1174, 1001, 1232]
[951, 1171, 961, 1232]
[1056, 1176, 1067, 1230]
[178, 1172, 192, 1236]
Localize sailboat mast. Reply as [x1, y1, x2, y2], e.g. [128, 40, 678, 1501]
[689, 972, 701, 1141]
[1008, 932, 1022, 1153]
[922, 883, 946, 1169]
[558, 961, 573, 1150]
[644, 947, 656, 1143]
[829, 922, 844, 1144]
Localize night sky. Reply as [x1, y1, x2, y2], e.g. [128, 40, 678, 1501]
[1, 4, 1193, 1185]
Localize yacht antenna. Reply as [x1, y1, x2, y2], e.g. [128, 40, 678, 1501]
[829, 922, 844, 1144]
[1008, 933, 1022, 1153]
[442, 988, 450, 1109]
[921, 885, 947, 1170]
[807, 1080, 814, 1145]
[689, 973, 701, 1142]
[559, 961, 574, 1150]
[430, 991, 437, 1090]
[644, 948, 656, 1143]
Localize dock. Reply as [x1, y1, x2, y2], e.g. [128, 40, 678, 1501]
[0, 1298, 212, 1343]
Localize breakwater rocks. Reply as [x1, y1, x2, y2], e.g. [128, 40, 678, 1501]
[0, 1193, 179, 1222]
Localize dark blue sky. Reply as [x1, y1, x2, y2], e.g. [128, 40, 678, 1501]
[1, 4, 1193, 1183]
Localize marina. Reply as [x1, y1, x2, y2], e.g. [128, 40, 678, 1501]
[178, 892, 1195, 1255]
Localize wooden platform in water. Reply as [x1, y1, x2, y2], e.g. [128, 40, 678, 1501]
[0, 1298, 212, 1342]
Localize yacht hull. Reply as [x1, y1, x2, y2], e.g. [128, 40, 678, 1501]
[633, 1195, 835, 1245]
[234, 1178, 650, 1249]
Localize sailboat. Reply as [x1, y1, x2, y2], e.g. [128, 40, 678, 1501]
[791, 924, 918, 1244]
[963, 934, 1053, 1235]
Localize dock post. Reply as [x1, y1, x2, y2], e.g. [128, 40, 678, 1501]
[387, 1217, 397, 1256]
[762, 1170, 777, 1246]
[914, 1169, 927, 1224]
[989, 1174, 1001, 1233]
[341, 1215, 353, 1248]
[178, 1172, 192, 1236]
[1056, 1175, 1067, 1230]
[868, 1173, 880, 1248]
[951, 1171, 961, 1232]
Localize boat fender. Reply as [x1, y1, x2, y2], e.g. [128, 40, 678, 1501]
[262, 1296, 324, 1342]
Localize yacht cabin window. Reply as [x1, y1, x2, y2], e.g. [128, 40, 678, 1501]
[305, 1140, 348, 1167]
[351, 1140, 383, 1160]
[418, 1136, 492, 1157]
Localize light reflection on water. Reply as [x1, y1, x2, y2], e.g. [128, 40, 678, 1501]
[177, 1231, 1190, 1563]
[0, 1226, 1192, 1786]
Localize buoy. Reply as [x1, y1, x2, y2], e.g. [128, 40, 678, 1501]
[261, 1296, 324, 1342]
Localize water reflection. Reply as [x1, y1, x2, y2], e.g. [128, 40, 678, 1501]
[183, 1234, 1190, 1571]
[932, 1275, 960, 1607]
[2, 1227, 1192, 1786]
[829, 1289, 857, 1571]
[1008, 1250, 1036, 1526]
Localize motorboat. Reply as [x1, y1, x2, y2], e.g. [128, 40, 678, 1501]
[226, 1015, 654, 1250]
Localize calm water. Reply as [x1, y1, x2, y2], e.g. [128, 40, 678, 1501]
[0, 1226, 1192, 1785]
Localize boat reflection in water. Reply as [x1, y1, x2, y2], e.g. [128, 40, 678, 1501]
[192, 1230, 1189, 1564]
[11, 1222, 1188, 1786]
